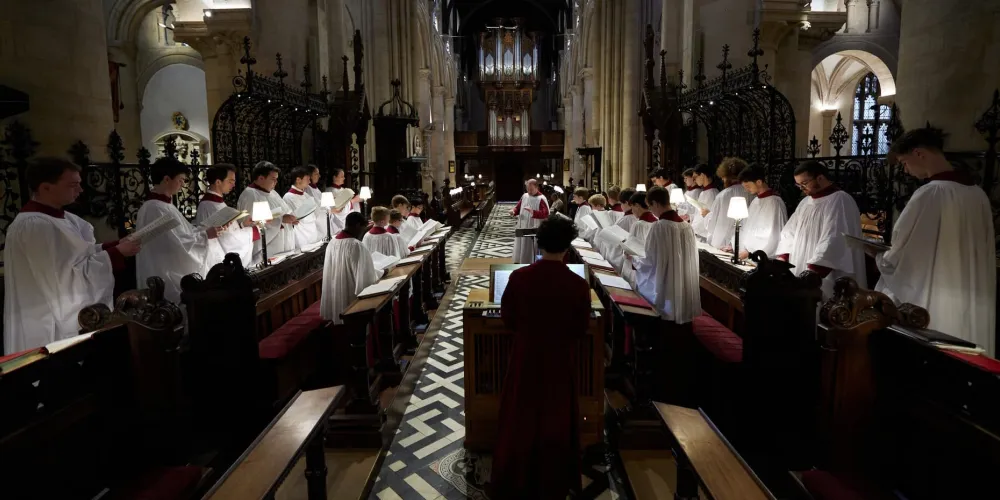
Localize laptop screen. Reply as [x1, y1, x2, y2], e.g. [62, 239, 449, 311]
[490, 264, 587, 303]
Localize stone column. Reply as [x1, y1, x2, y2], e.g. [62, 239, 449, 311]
[571, 85, 585, 181]
[778, 28, 819, 157]
[326, 0, 348, 89]
[581, 68, 596, 146]
[444, 96, 456, 185]
[0, 0, 115, 158]
[562, 97, 573, 185]
[431, 85, 446, 191]
[895, 0, 1000, 150]
[252, 0, 310, 83]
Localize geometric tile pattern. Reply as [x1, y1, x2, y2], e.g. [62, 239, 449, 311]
[371, 203, 622, 499]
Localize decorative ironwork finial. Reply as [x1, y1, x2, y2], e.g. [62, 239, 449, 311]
[273, 53, 288, 82]
[829, 112, 849, 157]
[807, 135, 821, 157]
[974, 89, 999, 143]
[353, 30, 365, 93]
[748, 28, 764, 82]
[190, 148, 200, 166]
[320, 75, 330, 100]
[643, 24, 655, 89]
[240, 37, 256, 75]
[695, 57, 706, 89]
[137, 146, 152, 165]
[301, 64, 313, 91]
[376, 78, 418, 120]
[886, 103, 904, 144]
[68, 140, 90, 167]
[717, 44, 732, 81]
[342, 55, 350, 95]
[107, 130, 125, 164]
[659, 50, 668, 89]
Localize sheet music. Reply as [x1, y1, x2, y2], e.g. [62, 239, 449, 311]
[42, 332, 95, 355]
[843, 233, 891, 252]
[292, 198, 318, 219]
[572, 238, 593, 249]
[597, 225, 630, 245]
[685, 193, 707, 211]
[577, 248, 603, 260]
[592, 211, 617, 229]
[199, 206, 248, 228]
[397, 254, 424, 265]
[130, 213, 181, 245]
[358, 276, 407, 298]
[414, 243, 436, 253]
[371, 251, 400, 273]
[583, 256, 614, 269]
[620, 239, 646, 259]
[333, 189, 355, 211]
[582, 215, 602, 231]
[596, 274, 632, 290]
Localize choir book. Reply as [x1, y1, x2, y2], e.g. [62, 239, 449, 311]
[685, 194, 707, 211]
[333, 188, 355, 211]
[358, 276, 407, 299]
[620, 239, 645, 258]
[130, 213, 182, 245]
[199, 206, 249, 228]
[371, 251, 400, 273]
[843, 233, 890, 253]
[292, 198, 318, 219]
[596, 225, 630, 247]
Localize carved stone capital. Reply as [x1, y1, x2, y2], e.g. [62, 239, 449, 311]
[432, 85, 446, 97]
[578, 67, 595, 82]
[417, 68, 432, 81]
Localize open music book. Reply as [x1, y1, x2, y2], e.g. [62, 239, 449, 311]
[579, 215, 601, 232]
[620, 238, 646, 259]
[572, 238, 593, 249]
[397, 254, 424, 265]
[843, 233, 891, 253]
[130, 213, 182, 245]
[292, 198, 318, 220]
[685, 193, 707, 211]
[407, 220, 441, 249]
[42, 332, 95, 355]
[592, 210, 621, 228]
[576, 248, 603, 260]
[199, 206, 249, 229]
[583, 256, 614, 270]
[596, 225, 630, 247]
[358, 276, 407, 299]
[371, 251, 400, 273]
[596, 273, 632, 290]
[333, 188, 355, 211]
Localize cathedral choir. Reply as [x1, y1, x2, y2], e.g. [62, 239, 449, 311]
[510, 178, 549, 264]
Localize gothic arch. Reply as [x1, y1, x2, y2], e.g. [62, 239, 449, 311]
[137, 54, 204, 104]
[106, 0, 173, 46]
[812, 39, 898, 92]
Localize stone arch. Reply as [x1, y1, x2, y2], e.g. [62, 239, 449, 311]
[137, 55, 204, 104]
[106, 0, 173, 46]
[140, 64, 211, 159]
[812, 39, 898, 92]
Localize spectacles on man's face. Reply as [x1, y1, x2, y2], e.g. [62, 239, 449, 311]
[795, 177, 815, 190]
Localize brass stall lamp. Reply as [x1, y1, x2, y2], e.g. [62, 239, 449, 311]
[252, 201, 274, 268]
[320, 191, 335, 241]
[727, 196, 750, 265]
[359, 186, 372, 217]
[669, 187, 685, 210]
[635, 183, 647, 192]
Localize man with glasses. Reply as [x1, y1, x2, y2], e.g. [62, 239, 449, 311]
[775, 160, 867, 298]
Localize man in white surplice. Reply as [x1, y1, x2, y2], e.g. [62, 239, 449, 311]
[304, 164, 331, 238]
[703, 158, 753, 249]
[776, 161, 867, 298]
[873, 128, 995, 354]
[136, 158, 223, 304]
[283, 166, 322, 250]
[321, 212, 379, 325]
[237, 161, 298, 265]
[509, 179, 550, 264]
[328, 167, 361, 229]
[725, 164, 787, 259]
[627, 186, 701, 323]
[4, 158, 141, 354]
[195, 164, 254, 268]
[690, 164, 720, 240]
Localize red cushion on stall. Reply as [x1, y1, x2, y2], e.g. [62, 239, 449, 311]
[691, 313, 743, 363]
[117, 466, 203, 500]
[258, 303, 326, 360]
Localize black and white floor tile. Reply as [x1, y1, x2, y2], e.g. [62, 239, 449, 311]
[370, 204, 623, 500]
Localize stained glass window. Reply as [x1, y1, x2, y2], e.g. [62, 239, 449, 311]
[851, 73, 892, 156]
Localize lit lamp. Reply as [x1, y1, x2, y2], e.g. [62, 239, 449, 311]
[669, 187, 685, 208]
[251, 201, 274, 267]
[635, 183, 647, 192]
[359, 186, 372, 217]
[553, 186, 564, 194]
[727, 196, 750, 265]
[320, 191, 335, 241]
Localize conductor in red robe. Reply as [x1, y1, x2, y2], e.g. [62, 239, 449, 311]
[490, 215, 592, 499]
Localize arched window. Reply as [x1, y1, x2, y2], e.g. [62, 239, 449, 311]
[851, 72, 892, 155]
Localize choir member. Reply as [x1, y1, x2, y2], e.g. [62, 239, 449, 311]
[329, 168, 361, 228]
[391, 194, 411, 217]
[321, 212, 378, 325]
[509, 178, 550, 264]
[649, 168, 675, 189]
[621, 192, 665, 288]
[676, 167, 703, 219]
[237, 161, 298, 265]
[387, 209, 411, 257]
[596, 189, 639, 273]
[571, 187, 593, 228]
[283, 166, 322, 250]
[776, 160, 867, 298]
[690, 163, 720, 239]
[136, 158, 222, 304]
[704, 157, 752, 249]
[580, 193, 607, 241]
[629, 186, 701, 322]
[549, 190, 566, 214]
[728, 164, 787, 259]
[304, 164, 332, 239]
[403, 196, 425, 234]
[491, 215, 591, 499]
[196, 164, 254, 267]
[363, 206, 407, 257]
[874, 128, 995, 354]
[606, 185, 623, 212]
[4, 158, 141, 354]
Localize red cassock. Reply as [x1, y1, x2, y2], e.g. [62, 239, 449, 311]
[491, 259, 592, 499]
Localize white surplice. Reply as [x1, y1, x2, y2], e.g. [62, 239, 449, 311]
[691, 187, 719, 240]
[595, 213, 638, 272]
[632, 214, 702, 323]
[775, 188, 867, 298]
[3, 208, 116, 354]
[283, 188, 321, 250]
[237, 185, 293, 264]
[875, 178, 996, 355]
[512, 192, 549, 264]
[573, 204, 595, 240]
[676, 187, 703, 218]
[363, 227, 407, 258]
[195, 193, 254, 269]
[304, 184, 331, 240]
[329, 185, 360, 228]
[735, 192, 787, 258]
[135, 197, 213, 304]
[621, 215, 658, 288]
[705, 184, 752, 249]
[402, 214, 423, 236]
[321, 234, 379, 325]
[387, 226, 411, 257]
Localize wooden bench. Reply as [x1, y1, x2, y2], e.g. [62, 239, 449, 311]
[653, 402, 775, 500]
[203, 386, 346, 500]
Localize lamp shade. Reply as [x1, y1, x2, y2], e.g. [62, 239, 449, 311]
[635, 183, 647, 192]
[478, 174, 482, 179]
[727, 196, 749, 220]
[553, 186, 564, 194]
[251, 201, 273, 222]
[320, 191, 335, 208]
[359, 186, 372, 200]
[669, 187, 685, 205]
[471, 181, 476, 187]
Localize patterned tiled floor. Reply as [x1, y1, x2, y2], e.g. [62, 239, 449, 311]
[370, 204, 622, 500]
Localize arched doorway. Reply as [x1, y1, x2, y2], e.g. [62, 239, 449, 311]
[809, 51, 896, 156]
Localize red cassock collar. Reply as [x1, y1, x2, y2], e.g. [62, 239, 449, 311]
[332, 184, 345, 189]
[686, 186, 698, 191]
[250, 183, 271, 193]
[809, 184, 840, 199]
[639, 212, 658, 223]
[202, 193, 225, 203]
[335, 230, 353, 240]
[147, 192, 172, 203]
[368, 226, 387, 235]
[610, 203, 623, 212]
[288, 187, 304, 195]
[309, 183, 318, 189]
[659, 210, 684, 222]
[408, 213, 422, 218]
[623, 209, 633, 216]
[757, 189, 777, 199]
[929, 170, 974, 186]
[21, 200, 65, 218]
[386, 225, 400, 234]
